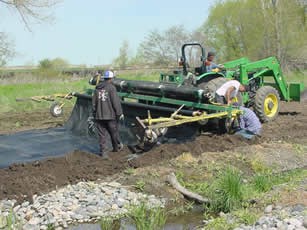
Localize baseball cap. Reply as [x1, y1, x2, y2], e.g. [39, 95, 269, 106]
[103, 70, 114, 79]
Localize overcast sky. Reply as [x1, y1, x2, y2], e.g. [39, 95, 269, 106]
[0, 0, 213, 66]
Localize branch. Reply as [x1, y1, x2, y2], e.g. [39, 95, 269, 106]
[166, 172, 210, 204]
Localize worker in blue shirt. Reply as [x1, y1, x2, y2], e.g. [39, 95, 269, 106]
[235, 106, 262, 139]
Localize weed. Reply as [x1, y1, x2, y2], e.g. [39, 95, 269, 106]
[293, 143, 305, 155]
[128, 203, 166, 230]
[204, 216, 237, 230]
[134, 180, 145, 192]
[168, 201, 194, 216]
[233, 208, 259, 225]
[100, 218, 115, 230]
[250, 158, 270, 173]
[208, 166, 243, 213]
[4, 209, 22, 230]
[252, 173, 273, 192]
[47, 223, 55, 230]
[124, 167, 135, 175]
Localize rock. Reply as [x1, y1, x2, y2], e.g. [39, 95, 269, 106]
[108, 182, 121, 187]
[303, 216, 307, 228]
[264, 205, 273, 213]
[287, 217, 302, 227]
[28, 217, 41, 225]
[0, 216, 7, 228]
[291, 204, 305, 213]
[22, 201, 30, 208]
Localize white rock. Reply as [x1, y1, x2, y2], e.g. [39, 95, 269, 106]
[265, 205, 273, 213]
[303, 216, 307, 228]
[28, 217, 41, 225]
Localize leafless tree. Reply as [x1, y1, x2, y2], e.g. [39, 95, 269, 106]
[0, 0, 62, 65]
[0, 32, 15, 66]
[0, 0, 61, 31]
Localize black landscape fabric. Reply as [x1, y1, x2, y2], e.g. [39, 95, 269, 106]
[0, 97, 134, 168]
[0, 96, 199, 168]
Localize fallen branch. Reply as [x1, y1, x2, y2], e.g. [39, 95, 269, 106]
[166, 172, 210, 204]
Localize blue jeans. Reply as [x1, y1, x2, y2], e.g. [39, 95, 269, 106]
[235, 129, 256, 139]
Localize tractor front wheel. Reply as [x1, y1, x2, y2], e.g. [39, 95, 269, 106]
[254, 86, 280, 122]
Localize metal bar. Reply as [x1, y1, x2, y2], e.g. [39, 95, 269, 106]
[118, 92, 233, 112]
[143, 109, 242, 130]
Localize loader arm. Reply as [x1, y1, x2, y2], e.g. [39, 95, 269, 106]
[238, 57, 303, 101]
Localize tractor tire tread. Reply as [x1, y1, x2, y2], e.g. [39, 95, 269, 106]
[254, 86, 280, 123]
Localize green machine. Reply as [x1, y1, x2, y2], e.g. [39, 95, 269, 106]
[159, 43, 304, 122]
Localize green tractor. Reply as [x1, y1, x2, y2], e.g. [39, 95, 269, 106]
[160, 43, 304, 122]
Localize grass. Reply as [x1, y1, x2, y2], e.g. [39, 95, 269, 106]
[0, 72, 161, 114]
[0, 80, 89, 113]
[134, 179, 146, 192]
[100, 218, 120, 230]
[127, 202, 166, 230]
[208, 166, 243, 213]
[252, 173, 273, 192]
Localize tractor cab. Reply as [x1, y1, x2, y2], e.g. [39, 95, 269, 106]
[160, 43, 209, 85]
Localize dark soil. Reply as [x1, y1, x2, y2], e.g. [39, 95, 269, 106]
[0, 101, 306, 203]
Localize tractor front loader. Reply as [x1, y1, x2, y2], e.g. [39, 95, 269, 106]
[159, 43, 304, 122]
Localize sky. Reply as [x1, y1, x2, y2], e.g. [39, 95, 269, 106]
[0, 0, 213, 66]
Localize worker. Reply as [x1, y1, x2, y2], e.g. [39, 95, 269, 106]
[235, 106, 262, 139]
[215, 80, 247, 105]
[92, 70, 124, 158]
[205, 51, 221, 72]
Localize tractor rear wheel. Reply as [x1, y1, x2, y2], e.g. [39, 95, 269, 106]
[197, 77, 228, 95]
[254, 86, 280, 122]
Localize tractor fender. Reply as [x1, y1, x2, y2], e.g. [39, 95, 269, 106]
[195, 72, 226, 85]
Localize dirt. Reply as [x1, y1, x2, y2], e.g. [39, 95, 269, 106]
[0, 101, 307, 203]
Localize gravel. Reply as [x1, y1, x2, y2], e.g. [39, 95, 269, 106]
[234, 204, 307, 230]
[0, 181, 165, 229]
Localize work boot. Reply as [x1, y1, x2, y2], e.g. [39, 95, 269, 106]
[112, 143, 124, 152]
[99, 152, 110, 160]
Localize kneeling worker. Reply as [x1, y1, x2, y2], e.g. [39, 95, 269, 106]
[92, 70, 124, 158]
[236, 106, 262, 139]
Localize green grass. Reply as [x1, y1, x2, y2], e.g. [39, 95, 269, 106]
[208, 167, 243, 213]
[127, 202, 166, 230]
[0, 80, 89, 113]
[252, 173, 272, 192]
[0, 73, 161, 114]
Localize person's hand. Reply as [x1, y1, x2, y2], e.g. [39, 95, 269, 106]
[117, 114, 124, 121]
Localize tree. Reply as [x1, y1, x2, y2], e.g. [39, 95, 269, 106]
[0, 0, 61, 31]
[200, 0, 307, 67]
[0, 32, 15, 66]
[113, 40, 130, 69]
[0, 0, 62, 66]
[138, 25, 190, 65]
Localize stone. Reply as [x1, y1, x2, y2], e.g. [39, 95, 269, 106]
[0, 216, 7, 229]
[108, 182, 121, 187]
[287, 217, 302, 227]
[28, 217, 41, 225]
[265, 205, 273, 213]
[303, 216, 307, 228]
[291, 204, 305, 213]
[22, 201, 30, 208]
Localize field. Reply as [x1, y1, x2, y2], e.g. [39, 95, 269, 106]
[0, 73, 306, 229]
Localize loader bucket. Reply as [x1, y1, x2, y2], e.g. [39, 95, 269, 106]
[288, 82, 304, 101]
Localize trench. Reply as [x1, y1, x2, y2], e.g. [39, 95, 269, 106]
[69, 206, 204, 230]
